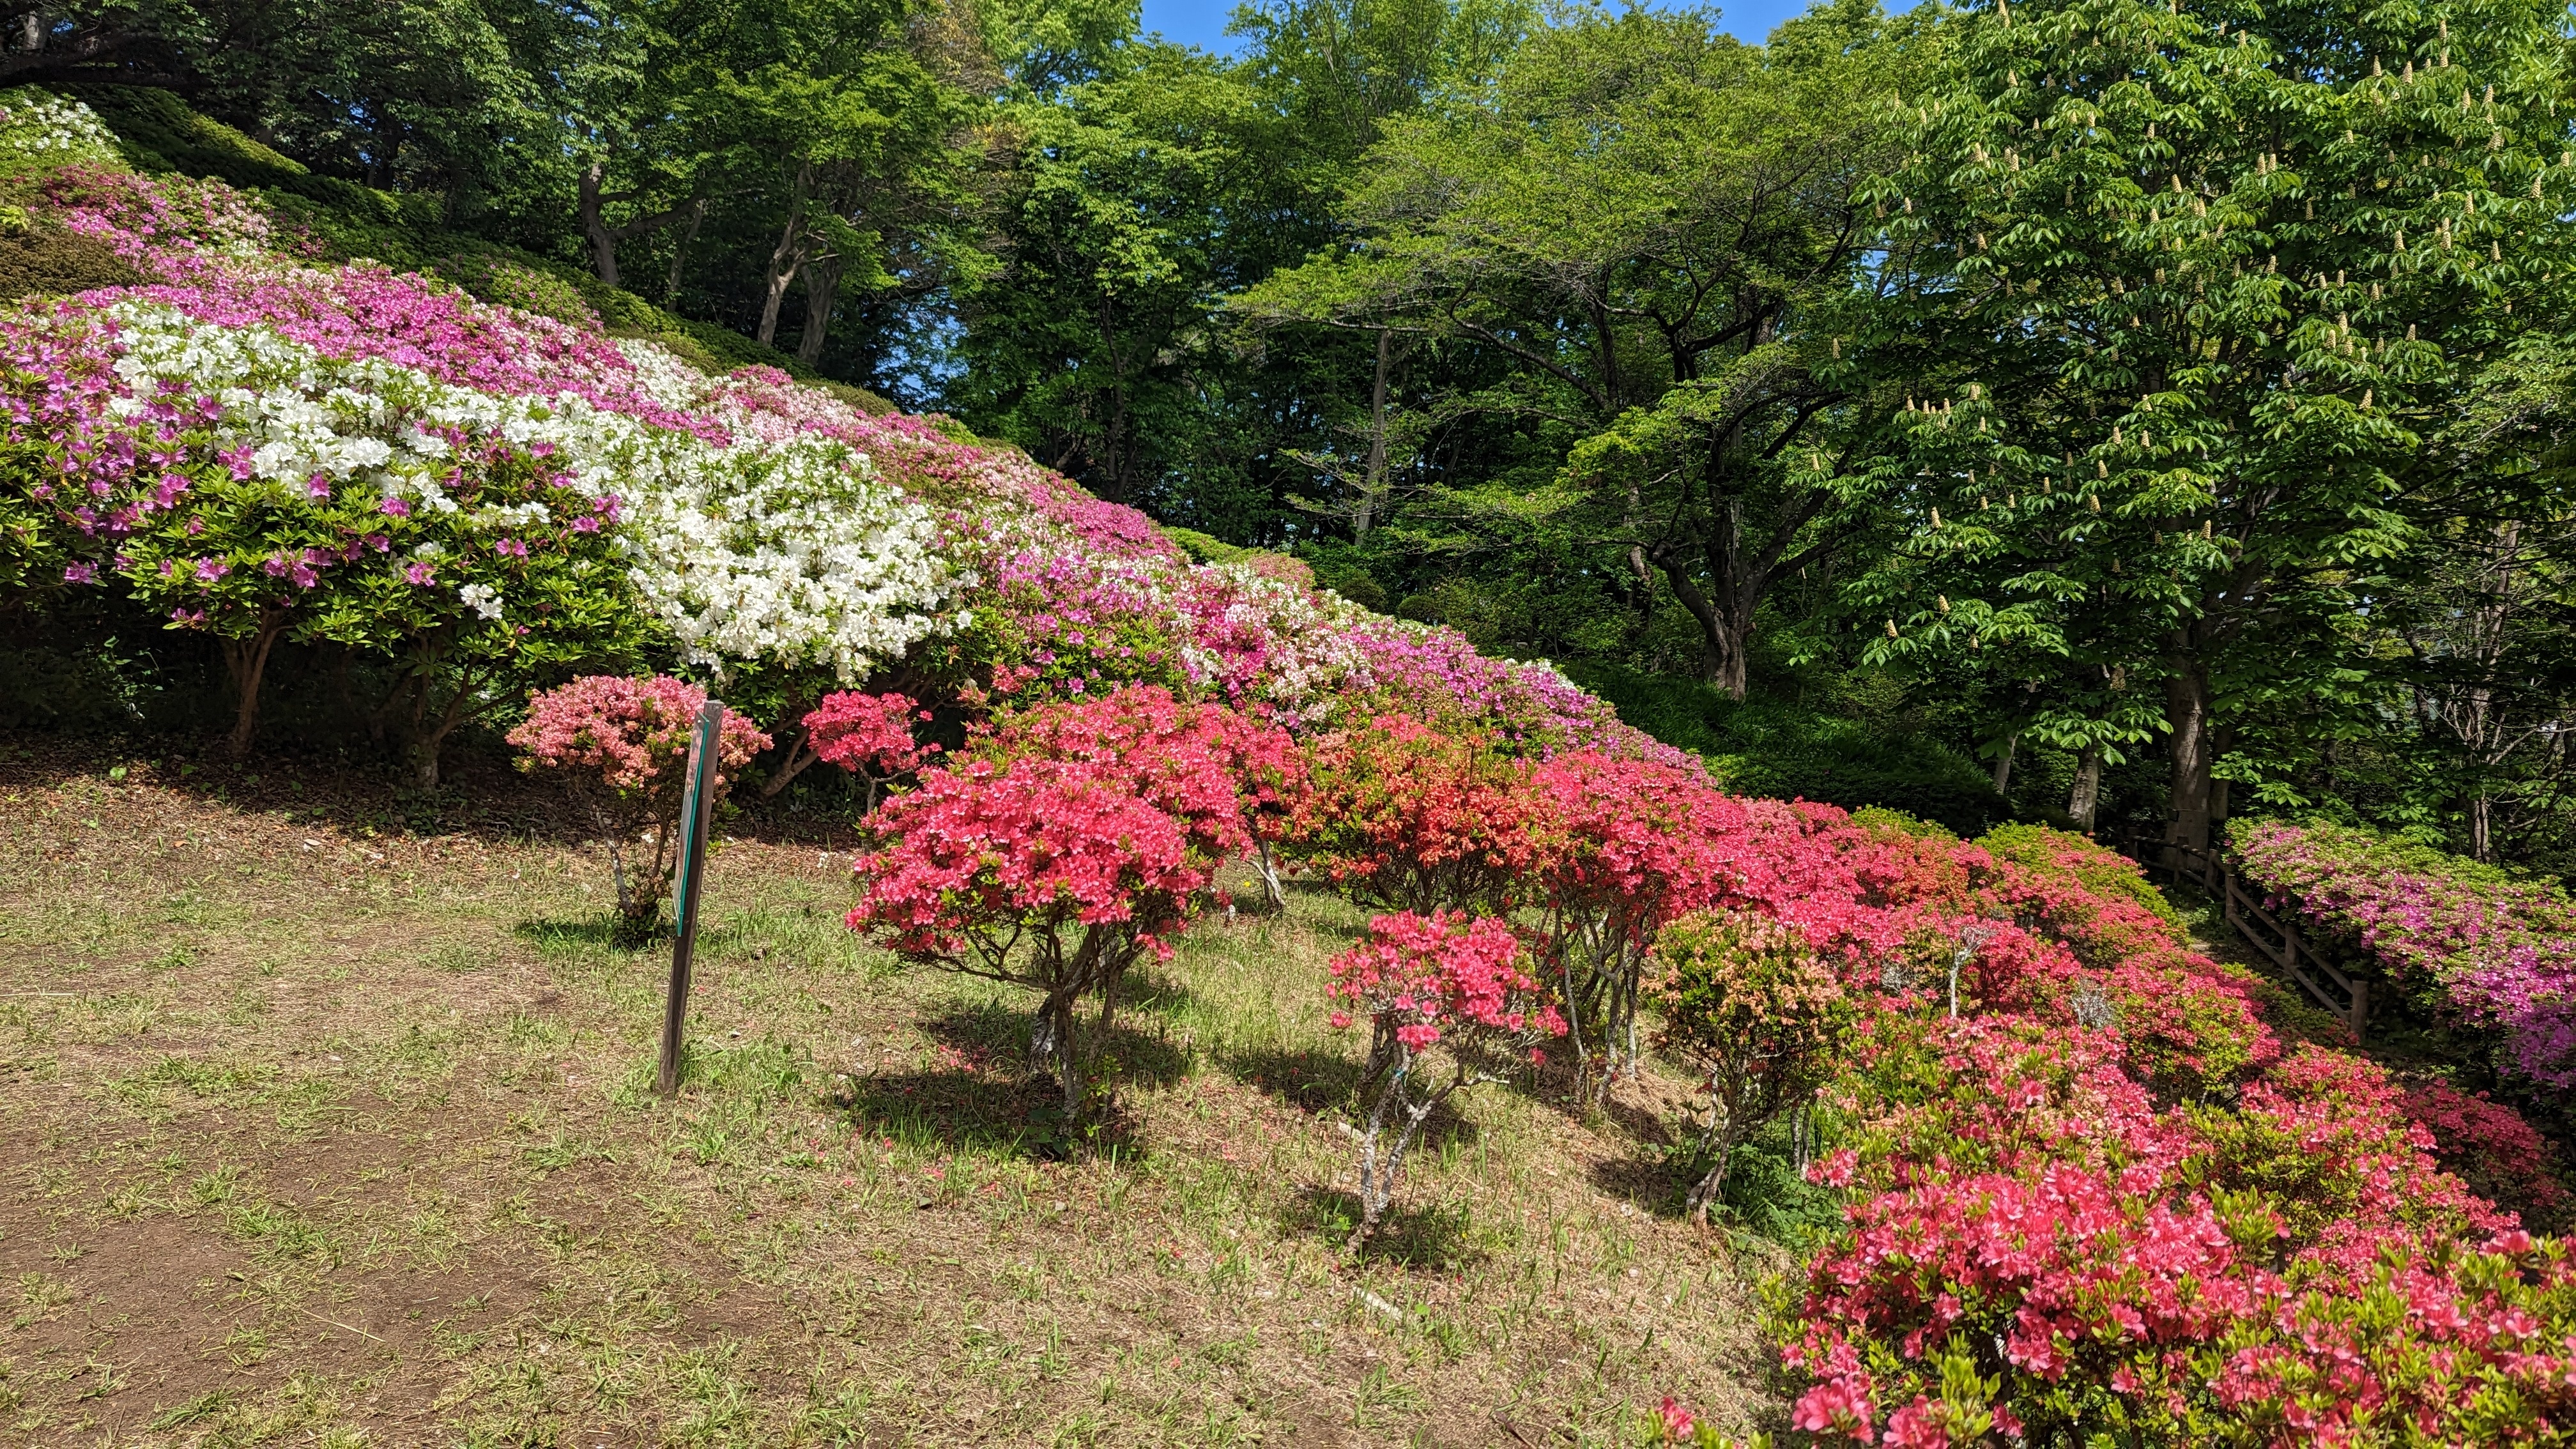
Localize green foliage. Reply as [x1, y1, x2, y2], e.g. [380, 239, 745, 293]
[1979, 821, 2184, 932]
[1575, 664, 2009, 834]
[1650, 908, 1857, 1220]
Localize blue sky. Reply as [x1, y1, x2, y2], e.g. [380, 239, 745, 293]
[1136, 0, 1821, 52]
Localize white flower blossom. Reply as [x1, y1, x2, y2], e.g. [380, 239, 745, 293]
[100, 299, 963, 679]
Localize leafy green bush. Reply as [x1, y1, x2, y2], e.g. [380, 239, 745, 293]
[1570, 665, 2009, 834]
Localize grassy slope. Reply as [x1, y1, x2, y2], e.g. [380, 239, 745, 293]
[0, 742, 1780, 1448]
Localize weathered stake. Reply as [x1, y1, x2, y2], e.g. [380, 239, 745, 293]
[656, 698, 726, 1097]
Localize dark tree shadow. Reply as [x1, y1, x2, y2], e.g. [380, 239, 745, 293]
[1280, 1186, 1485, 1271]
[829, 999, 1200, 1159]
[0, 728, 876, 848]
[1219, 1044, 1365, 1113]
[512, 914, 654, 956]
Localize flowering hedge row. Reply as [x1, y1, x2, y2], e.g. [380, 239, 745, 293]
[0, 93, 1665, 781]
[808, 672, 2575, 1443]
[2233, 819, 2576, 1091]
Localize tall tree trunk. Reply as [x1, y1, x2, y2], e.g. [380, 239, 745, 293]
[1991, 732, 2019, 795]
[579, 160, 622, 288]
[1356, 326, 1393, 539]
[2067, 744, 2103, 832]
[1648, 549, 1752, 699]
[2164, 638, 2214, 857]
[795, 252, 843, 367]
[217, 613, 288, 760]
[756, 165, 814, 348]
[664, 197, 706, 302]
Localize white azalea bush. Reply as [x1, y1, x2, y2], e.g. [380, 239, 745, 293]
[0, 89, 121, 173]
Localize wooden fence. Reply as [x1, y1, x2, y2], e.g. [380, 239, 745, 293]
[2116, 834, 2370, 1043]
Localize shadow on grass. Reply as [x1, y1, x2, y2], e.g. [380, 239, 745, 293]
[1590, 1117, 1847, 1240]
[1218, 1043, 1364, 1113]
[1282, 1186, 1485, 1271]
[827, 999, 1198, 1160]
[513, 914, 658, 958]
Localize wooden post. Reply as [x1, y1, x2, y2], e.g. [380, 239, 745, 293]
[2349, 979, 2368, 1044]
[656, 698, 726, 1098]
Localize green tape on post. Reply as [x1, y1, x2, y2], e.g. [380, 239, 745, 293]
[657, 697, 726, 1097]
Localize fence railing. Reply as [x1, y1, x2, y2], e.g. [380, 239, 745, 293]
[2113, 832, 2370, 1043]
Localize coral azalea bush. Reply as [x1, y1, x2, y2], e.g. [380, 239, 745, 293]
[507, 675, 769, 928]
[847, 688, 1290, 1117]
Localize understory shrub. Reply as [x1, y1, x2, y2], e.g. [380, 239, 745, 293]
[793, 689, 940, 810]
[1649, 910, 1855, 1222]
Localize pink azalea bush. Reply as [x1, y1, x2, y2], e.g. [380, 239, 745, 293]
[2234, 820, 2576, 1088]
[846, 688, 1289, 1116]
[1325, 910, 1566, 1246]
[4, 143, 1692, 772]
[507, 675, 770, 929]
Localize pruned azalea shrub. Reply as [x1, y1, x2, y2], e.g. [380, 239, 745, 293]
[506, 674, 769, 931]
[1648, 910, 1855, 1222]
[795, 689, 942, 809]
[1325, 910, 1564, 1249]
[847, 688, 1288, 1121]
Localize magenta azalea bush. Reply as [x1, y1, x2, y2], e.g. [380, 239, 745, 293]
[1, 124, 1679, 776]
[2233, 820, 2576, 1088]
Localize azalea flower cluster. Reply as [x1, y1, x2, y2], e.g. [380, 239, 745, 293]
[10, 134, 1687, 762]
[0, 89, 121, 172]
[845, 687, 1298, 1114]
[1248, 724, 2573, 1439]
[2234, 819, 2576, 1089]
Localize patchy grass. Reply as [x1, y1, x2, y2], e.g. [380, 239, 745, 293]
[0, 740, 1782, 1446]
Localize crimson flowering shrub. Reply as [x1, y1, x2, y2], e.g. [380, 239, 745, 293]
[985, 684, 1305, 908]
[2402, 1081, 2573, 1228]
[1282, 716, 1537, 916]
[847, 689, 1287, 1118]
[1525, 751, 1734, 1098]
[1649, 910, 1857, 1220]
[1324, 910, 1565, 1247]
[788, 689, 941, 809]
[2234, 819, 2576, 1088]
[507, 675, 770, 930]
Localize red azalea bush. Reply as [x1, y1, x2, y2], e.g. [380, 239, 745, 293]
[2402, 1081, 2573, 1228]
[801, 689, 942, 809]
[1282, 715, 1537, 916]
[1781, 1027, 2571, 1448]
[1326, 910, 1565, 1247]
[1526, 751, 1735, 1096]
[507, 674, 770, 929]
[985, 684, 1301, 866]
